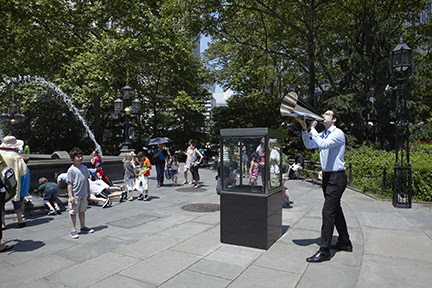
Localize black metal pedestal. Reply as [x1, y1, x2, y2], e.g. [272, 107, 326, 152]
[220, 190, 282, 250]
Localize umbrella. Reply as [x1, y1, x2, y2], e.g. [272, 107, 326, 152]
[147, 137, 172, 146]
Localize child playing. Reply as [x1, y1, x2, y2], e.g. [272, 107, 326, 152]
[37, 177, 61, 215]
[170, 155, 179, 186]
[123, 152, 136, 201]
[136, 151, 151, 201]
[249, 152, 260, 185]
[67, 147, 94, 239]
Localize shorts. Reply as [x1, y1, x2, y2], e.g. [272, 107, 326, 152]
[95, 188, 111, 199]
[270, 173, 280, 188]
[43, 187, 59, 204]
[1, 198, 23, 215]
[170, 169, 178, 177]
[135, 175, 148, 193]
[68, 195, 88, 215]
[124, 178, 134, 190]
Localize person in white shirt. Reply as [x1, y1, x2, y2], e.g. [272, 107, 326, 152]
[296, 110, 352, 263]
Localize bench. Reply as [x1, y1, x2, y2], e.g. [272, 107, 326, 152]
[297, 160, 322, 184]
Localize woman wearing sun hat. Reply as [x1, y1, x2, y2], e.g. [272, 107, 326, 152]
[0, 152, 14, 252]
[0, 136, 28, 229]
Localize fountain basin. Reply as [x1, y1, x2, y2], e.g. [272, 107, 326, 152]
[27, 154, 125, 192]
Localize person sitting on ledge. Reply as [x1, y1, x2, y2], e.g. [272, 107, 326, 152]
[94, 163, 122, 188]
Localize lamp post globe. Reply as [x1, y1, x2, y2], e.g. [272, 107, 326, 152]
[390, 38, 413, 82]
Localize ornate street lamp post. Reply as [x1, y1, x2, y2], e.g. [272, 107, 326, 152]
[389, 38, 413, 208]
[0, 92, 26, 136]
[114, 80, 141, 154]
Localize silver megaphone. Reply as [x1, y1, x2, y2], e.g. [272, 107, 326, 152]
[280, 92, 324, 121]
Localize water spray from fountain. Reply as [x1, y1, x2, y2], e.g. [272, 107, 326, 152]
[0, 76, 103, 156]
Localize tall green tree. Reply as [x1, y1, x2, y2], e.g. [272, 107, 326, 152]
[1, 0, 211, 153]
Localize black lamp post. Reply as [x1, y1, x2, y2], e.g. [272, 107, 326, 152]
[389, 37, 413, 208]
[115, 81, 141, 153]
[0, 92, 26, 136]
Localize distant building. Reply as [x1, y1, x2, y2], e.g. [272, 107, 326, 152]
[203, 97, 217, 120]
[212, 90, 234, 107]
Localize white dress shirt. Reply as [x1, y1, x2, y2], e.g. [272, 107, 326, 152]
[301, 126, 346, 172]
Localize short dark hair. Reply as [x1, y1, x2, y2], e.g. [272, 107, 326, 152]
[330, 109, 340, 125]
[69, 147, 83, 160]
[137, 151, 146, 159]
[190, 139, 197, 147]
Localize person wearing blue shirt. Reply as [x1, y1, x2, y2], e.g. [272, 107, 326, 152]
[296, 110, 352, 263]
[153, 144, 168, 187]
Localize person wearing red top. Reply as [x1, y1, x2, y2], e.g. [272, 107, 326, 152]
[136, 151, 152, 201]
[95, 163, 112, 186]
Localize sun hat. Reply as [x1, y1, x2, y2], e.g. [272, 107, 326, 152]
[0, 136, 24, 150]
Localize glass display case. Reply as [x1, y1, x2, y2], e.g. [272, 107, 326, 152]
[221, 128, 282, 195]
[220, 128, 283, 250]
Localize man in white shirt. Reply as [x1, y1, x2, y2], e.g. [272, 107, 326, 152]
[296, 110, 352, 263]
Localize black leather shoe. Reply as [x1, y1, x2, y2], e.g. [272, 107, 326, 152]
[330, 242, 353, 252]
[306, 251, 331, 263]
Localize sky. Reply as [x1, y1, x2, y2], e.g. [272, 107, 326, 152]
[200, 35, 223, 94]
[200, 35, 231, 104]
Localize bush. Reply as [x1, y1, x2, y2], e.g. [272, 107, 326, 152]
[345, 143, 432, 201]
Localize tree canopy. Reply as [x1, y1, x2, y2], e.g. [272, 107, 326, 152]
[0, 0, 210, 154]
[189, 0, 432, 149]
[1, 0, 432, 154]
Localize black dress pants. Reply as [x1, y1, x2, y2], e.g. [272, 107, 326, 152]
[320, 171, 350, 251]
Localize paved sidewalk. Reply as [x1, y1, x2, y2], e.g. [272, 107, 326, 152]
[1, 167, 431, 287]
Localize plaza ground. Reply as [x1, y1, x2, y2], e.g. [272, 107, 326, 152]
[1, 167, 432, 287]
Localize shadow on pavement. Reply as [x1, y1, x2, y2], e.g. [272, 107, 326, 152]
[5, 239, 45, 253]
[293, 237, 321, 246]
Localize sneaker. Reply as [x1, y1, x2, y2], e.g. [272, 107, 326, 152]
[107, 200, 113, 207]
[143, 194, 149, 201]
[102, 198, 110, 208]
[80, 226, 95, 234]
[70, 230, 79, 239]
[56, 208, 62, 215]
[137, 194, 144, 201]
[48, 209, 57, 215]
[120, 191, 127, 202]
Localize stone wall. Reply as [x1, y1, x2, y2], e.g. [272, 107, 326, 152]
[27, 155, 124, 193]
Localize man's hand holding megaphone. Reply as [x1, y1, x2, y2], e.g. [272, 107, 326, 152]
[295, 116, 318, 132]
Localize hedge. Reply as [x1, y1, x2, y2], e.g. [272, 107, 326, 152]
[303, 143, 432, 201]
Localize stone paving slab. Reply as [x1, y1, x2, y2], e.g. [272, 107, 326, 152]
[47, 252, 141, 287]
[119, 249, 201, 286]
[159, 270, 231, 288]
[357, 254, 432, 288]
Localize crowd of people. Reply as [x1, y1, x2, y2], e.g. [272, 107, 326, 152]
[0, 137, 206, 243]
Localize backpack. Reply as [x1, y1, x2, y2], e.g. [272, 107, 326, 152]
[281, 153, 289, 174]
[0, 162, 17, 203]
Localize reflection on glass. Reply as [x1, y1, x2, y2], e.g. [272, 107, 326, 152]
[222, 136, 281, 194]
[269, 138, 282, 188]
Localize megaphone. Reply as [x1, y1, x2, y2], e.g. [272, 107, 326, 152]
[280, 91, 324, 121]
